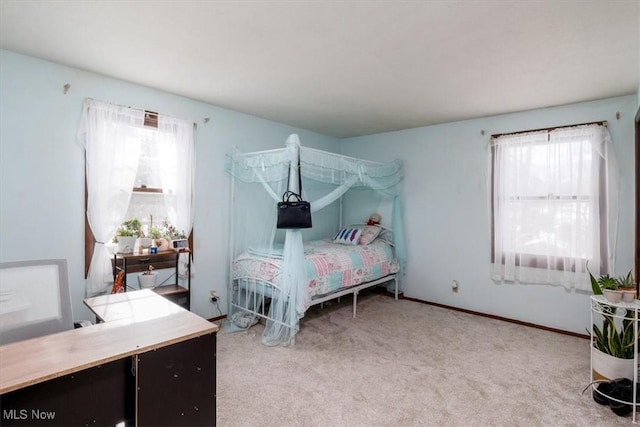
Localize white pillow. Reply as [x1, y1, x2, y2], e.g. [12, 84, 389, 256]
[334, 227, 363, 245]
[359, 225, 382, 245]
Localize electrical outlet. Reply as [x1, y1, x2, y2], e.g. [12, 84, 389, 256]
[210, 290, 219, 303]
[452, 280, 459, 293]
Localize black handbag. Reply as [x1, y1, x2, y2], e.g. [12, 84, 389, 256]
[277, 159, 312, 229]
[277, 191, 312, 229]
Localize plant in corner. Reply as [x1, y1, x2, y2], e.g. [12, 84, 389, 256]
[617, 271, 637, 302]
[589, 268, 639, 382]
[617, 271, 636, 289]
[592, 272, 622, 303]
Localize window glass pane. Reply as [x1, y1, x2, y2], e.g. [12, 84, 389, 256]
[134, 129, 164, 189]
[502, 139, 593, 198]
[120, 127, 177, 237]
[501, 196, 593, 257]
[552, 140, 592, 196]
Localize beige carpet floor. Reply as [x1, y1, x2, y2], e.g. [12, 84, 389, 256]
[216, 292, 632, 426]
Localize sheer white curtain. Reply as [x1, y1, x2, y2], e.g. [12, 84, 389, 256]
[157, 115, 195, 278]
[157, 115, 195, 236]
[79, 99, 145, 296]
[491, 124, 618, 290]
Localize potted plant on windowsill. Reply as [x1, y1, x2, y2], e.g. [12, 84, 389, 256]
[149, 220, 188, 252]
[148, 226, 166, 250]
[114, 218, 142, 254]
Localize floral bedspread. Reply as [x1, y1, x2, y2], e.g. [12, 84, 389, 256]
[232, 239, 399, 299]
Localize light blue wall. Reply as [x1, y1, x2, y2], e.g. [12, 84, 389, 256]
[0, 49, 340, 322]
[1, 48, 636, 336]
[341, 95, 637, 335]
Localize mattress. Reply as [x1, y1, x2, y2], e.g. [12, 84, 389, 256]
[232, 239, 399, 300]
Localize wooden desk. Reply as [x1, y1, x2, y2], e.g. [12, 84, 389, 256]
[84, 288, 185, 323]
[0, 290, 218, 426]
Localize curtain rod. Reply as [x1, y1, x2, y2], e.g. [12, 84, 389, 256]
[490, 120, 607, 140]
[86, 97, 198, 127]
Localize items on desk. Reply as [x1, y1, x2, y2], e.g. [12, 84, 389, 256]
[138, 265, 158, 289]
[171, 239, 189, 252]
[111, 271, 125, 294]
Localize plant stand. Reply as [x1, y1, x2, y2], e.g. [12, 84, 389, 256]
[113, 250, 191, 310]
[590, 295, 640, 423]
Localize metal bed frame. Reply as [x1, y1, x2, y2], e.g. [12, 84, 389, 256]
[230, 229, 399, 330]
[231, 269, 398, 329]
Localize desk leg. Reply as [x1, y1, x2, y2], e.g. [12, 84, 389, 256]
[136, 333, 216, 426]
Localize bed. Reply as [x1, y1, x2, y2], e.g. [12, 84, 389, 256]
[229, 225, 399, 329]
[225, 134, 405, 345]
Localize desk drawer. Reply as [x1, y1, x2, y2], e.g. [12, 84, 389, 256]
[137, 333, 216, 426]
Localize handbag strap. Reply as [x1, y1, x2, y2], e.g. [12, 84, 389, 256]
[282, 191, 303, 202]
[284, 159, 304, 200]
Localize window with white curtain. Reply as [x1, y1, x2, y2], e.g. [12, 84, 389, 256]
[79, 99, 195, 296]
[124, 124, 175, 235]
[490, 123, 618, 290]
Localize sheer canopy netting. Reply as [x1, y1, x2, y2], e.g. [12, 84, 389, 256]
[225, 134, 405, 346]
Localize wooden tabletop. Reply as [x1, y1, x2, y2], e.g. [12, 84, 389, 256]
[84, 289, 185, 322]
[1, 290, 218, 394]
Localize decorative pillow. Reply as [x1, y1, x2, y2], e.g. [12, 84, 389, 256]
[359, 225, 382, 245]
[334, 227, 363, 245]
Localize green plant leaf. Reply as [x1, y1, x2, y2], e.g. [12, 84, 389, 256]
[598, 275, 618, 290]
[617, 270, 636, 289]
[588, 265, 603, 295]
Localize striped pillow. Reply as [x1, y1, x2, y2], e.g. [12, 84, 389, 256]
[334, 227, 363, 245]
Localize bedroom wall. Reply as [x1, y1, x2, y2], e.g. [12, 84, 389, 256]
[341, 94, 637, 335]
[0, 49, 340, 322]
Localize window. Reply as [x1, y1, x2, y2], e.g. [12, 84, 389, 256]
[491, 123, 617, 289]
[125, 117, 173, 237]
[80, 99, 195, 296]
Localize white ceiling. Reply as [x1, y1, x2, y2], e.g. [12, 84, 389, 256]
[0, 1, 638, 138]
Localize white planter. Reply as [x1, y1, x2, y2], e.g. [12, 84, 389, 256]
[592, 346, 635, 380]
[138, 272, 158, 289]
[603, 289, 623, 303]
[117, 236, 137, 254]
[138, 237, 153, 250]
[621, 290, 636, 302]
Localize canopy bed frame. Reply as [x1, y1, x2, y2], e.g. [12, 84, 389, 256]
[225, 135, 405, 346]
